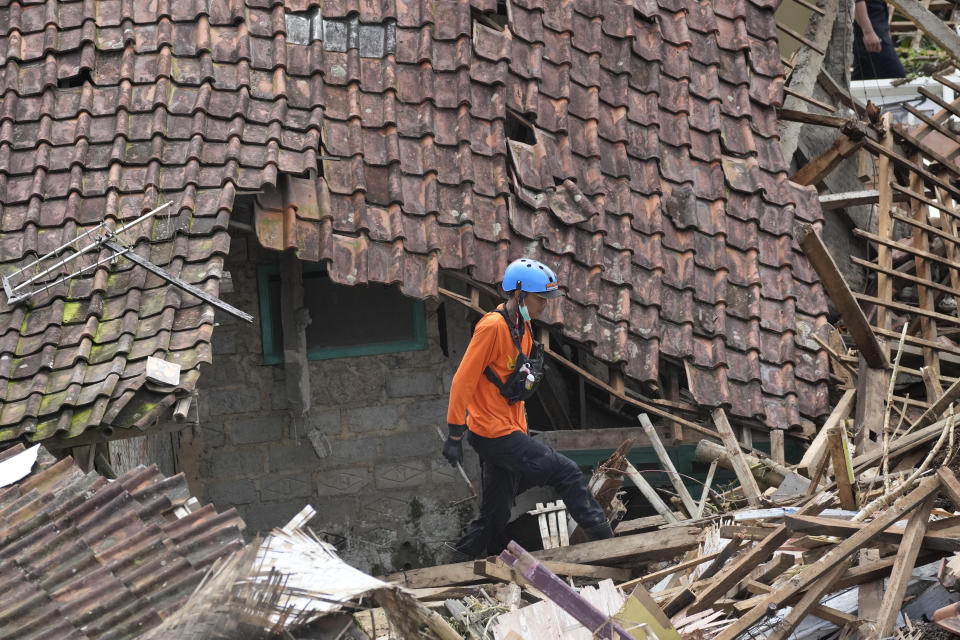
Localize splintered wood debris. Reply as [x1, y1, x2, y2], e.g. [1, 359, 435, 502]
[337, 111, 960, 639]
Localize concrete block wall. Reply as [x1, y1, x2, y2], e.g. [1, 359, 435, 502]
[175, 234, 480, 573]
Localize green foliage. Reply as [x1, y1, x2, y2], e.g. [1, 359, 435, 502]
[896, 45, 952, 78]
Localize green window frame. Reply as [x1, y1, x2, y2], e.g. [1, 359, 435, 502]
[257, 263, 427, 364]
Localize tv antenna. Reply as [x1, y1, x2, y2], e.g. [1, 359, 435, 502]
[2, 202, 253, 323]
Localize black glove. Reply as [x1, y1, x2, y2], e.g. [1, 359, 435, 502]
[442, 424, 467, 466]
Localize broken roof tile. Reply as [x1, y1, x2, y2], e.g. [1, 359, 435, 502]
[0, 0, 829, 441]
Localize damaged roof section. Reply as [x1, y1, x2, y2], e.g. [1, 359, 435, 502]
[0, 0, 830, 438]
[254, 0, 831, 429]
[0, 443, 246, 639]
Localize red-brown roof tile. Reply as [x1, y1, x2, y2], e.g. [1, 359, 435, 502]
[0, 445, 246, 638]
[0, 0, 829, 439]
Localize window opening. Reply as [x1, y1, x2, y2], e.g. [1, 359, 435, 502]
[258, 263, 427, 363]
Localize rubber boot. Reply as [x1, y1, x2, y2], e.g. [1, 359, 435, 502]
[581, 520, 614, 541]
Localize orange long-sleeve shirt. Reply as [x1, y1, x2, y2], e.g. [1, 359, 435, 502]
[446, 305, 532, 438]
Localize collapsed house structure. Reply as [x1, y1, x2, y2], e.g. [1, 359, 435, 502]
[0, 0, 834, 571]
[6, 0, 960, 635]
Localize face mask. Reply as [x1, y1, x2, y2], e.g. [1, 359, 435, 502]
[519, 304, 531, 322]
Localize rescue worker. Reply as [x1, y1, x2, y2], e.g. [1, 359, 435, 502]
[441, 258, 614, 560]
[853, 0, 906, 80]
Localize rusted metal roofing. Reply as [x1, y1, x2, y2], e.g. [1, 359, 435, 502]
[0, 443, 246, 639]
[0, 0, 830, 436]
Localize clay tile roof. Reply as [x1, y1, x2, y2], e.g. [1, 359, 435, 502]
[0, 443, 246, 638]
[0, 0, 830, 438]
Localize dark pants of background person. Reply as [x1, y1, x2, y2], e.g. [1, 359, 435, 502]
[454, 430, 607, 558]
[853, 1, 906, 80]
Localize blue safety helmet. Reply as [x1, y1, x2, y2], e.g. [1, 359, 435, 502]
[502, 258, 563, 298]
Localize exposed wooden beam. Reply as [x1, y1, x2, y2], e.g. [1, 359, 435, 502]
[818, 188, 911, 210]
[712, 477, 940, 640]
[887, 0, 960, 65]
[851, 256, 960, 300]
[791, 135, 862, 186]
[798, 389, 855, 478]
[871, 495, 936, 638]
[766, 563, 850, 640]
[854, 228, 960, 278]
[712, 409, 763, 507]
[827, 425, 858, 510]
[782, 85, 836, 112]
[796, 224, 890, 369]
[777, 108, 850, 128]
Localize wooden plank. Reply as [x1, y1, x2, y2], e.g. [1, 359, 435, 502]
[384, 527, 702, 588]
[712, 477, 940, 640]
[746, 571, 856, 628]
[687, 499, 828, 614]
[539, 561, 631, 582]
[712, 409, 762, 507]
[854, 228, 960, 275]
[697, 460, 718, 518]
[639, 413, 698, 517]
[827, 426, 857, 510]
[859, 548, 884, 634]
[664, 365, 685, 441]
[776, 109, 849, 128]
[615, 513, 675, 535]
[908, 150, 943, 394]
[876, 112, 896, 335]
[870, 323, 960, 359]
[534, 526, 702, 566]
[818, 188, 912, 210]
[894, 125, 960, 181]
[732, 549, 944, 614]
[790, 0, 826, 15]
[852, 420, 944, 471]
[784, 514, 960, 551]
[862, 135, 960, 204]
[623, 459, 681, 524]
[796, 223, 889, 368]
[910, 376, 960, 431]
[767, 562, 851, 638]
[872, 495, 936, 639]
[884, 0, 960, 67]
[892, 183, 960, 221]
[903, 102, 960, 156]
[851, 256, 960, 300]
[936, 468, 960, 507]
[770, 429, 785, 465]
[791, 134, 861, 186]
[799, 389, 855, 477]
[619, 551, 723, 590]
[890, 211, 960, 260]
[856, 291, 960, 328]
[701, 536, 745, 582]
[781, 85, 835, 111]
[776, 21, 826, 54]
[934, 187, 960, 310]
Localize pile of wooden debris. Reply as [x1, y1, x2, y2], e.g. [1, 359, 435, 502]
[368, 395, 960, 640]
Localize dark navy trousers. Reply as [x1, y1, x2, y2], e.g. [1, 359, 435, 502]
[853, 0, 906, 80]
[454, 430, 607, 558]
